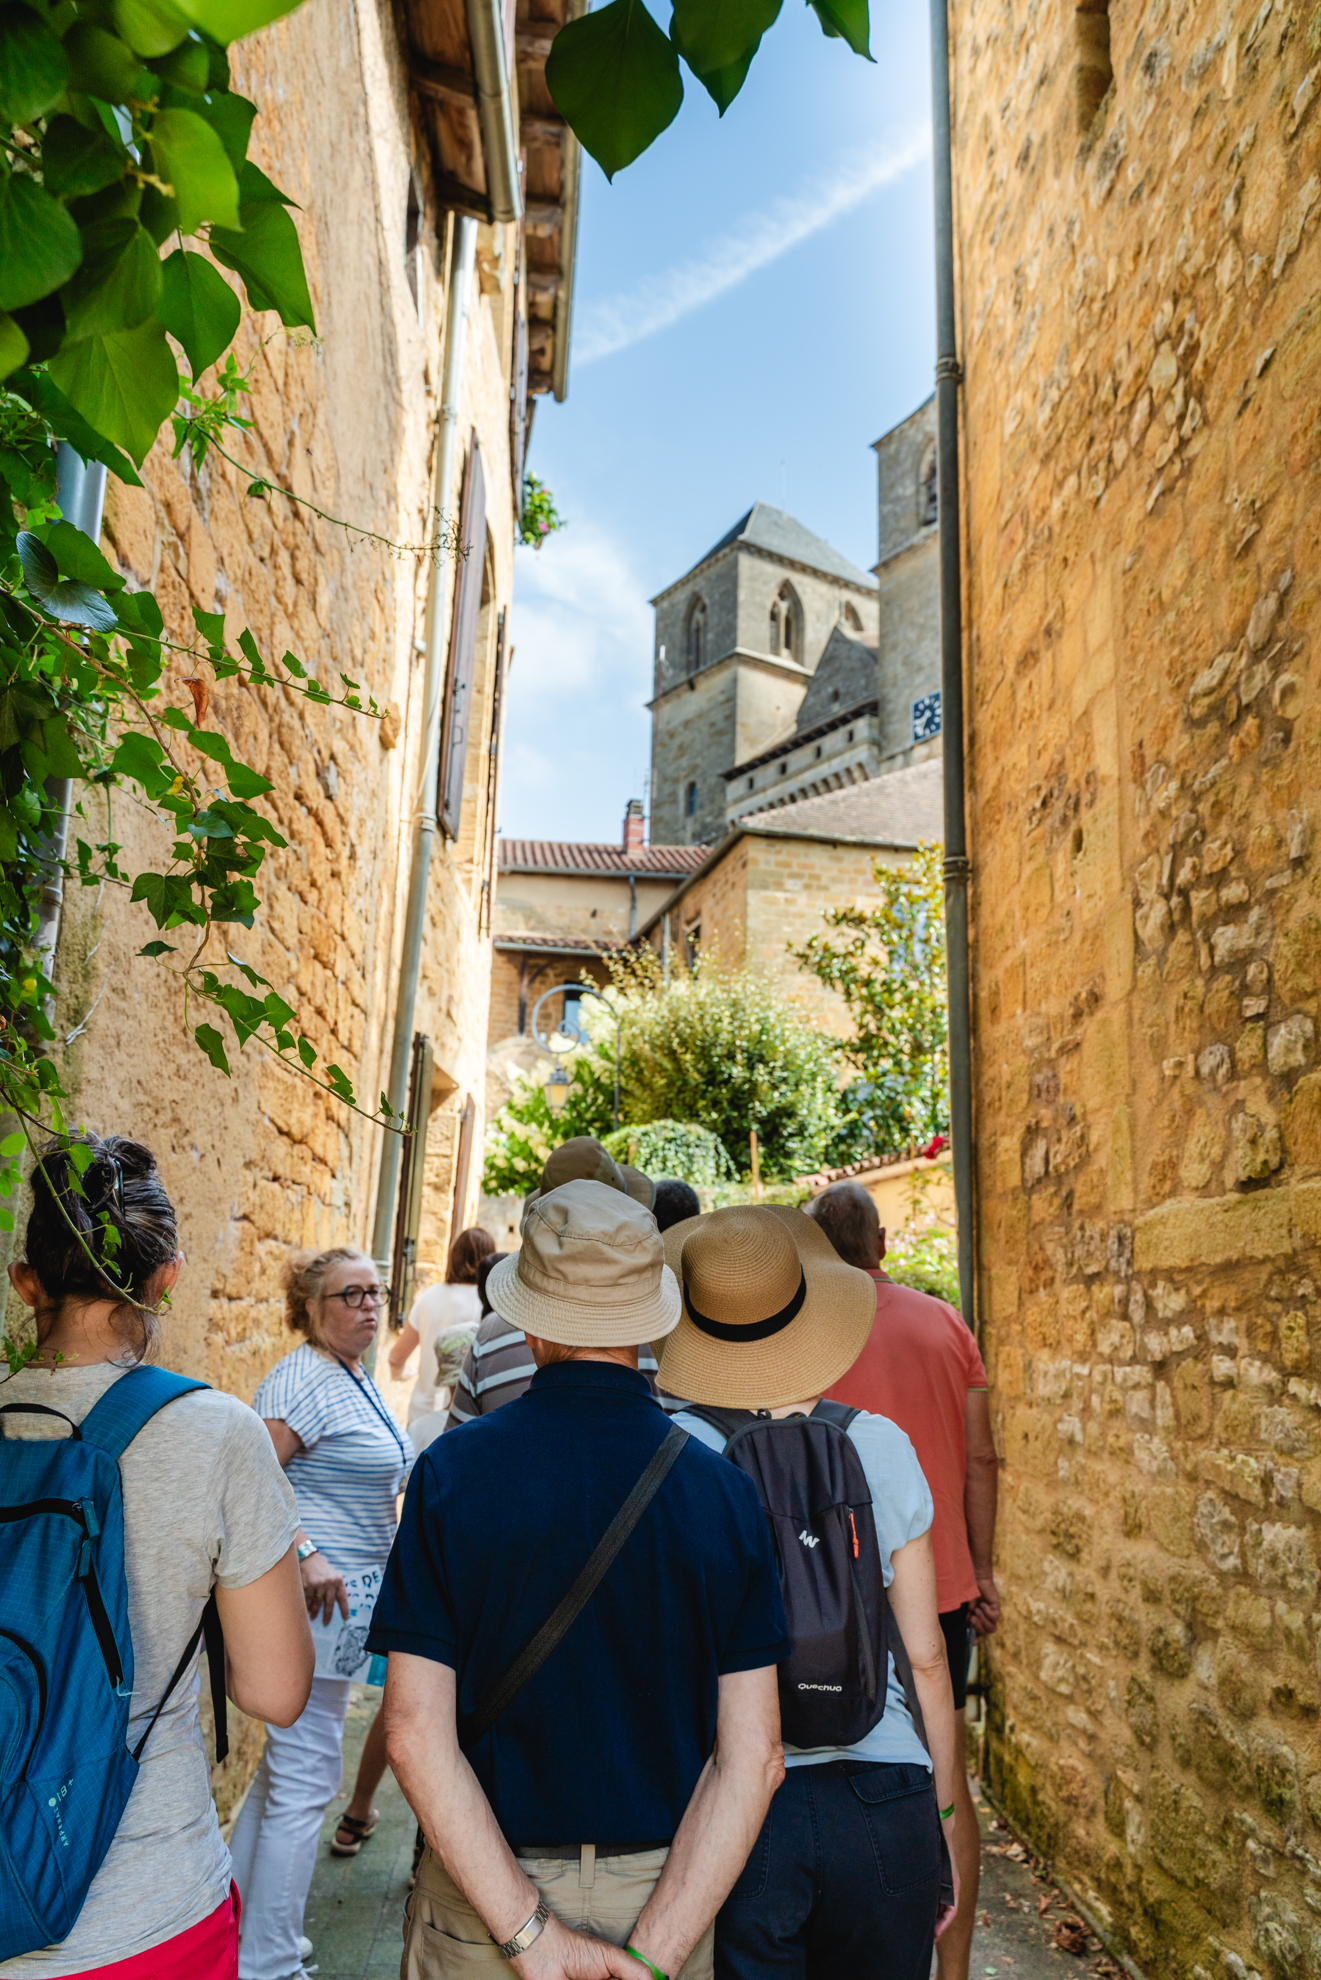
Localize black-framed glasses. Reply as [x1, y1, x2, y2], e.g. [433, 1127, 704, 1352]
[329, 1283, 390, 1310]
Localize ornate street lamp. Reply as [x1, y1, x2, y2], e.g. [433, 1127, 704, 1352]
[529, 981, 622, 1130]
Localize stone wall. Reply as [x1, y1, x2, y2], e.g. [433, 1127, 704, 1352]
[952, 0, 1321, 1969]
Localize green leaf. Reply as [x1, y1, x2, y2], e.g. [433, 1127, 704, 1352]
[178, 0, 303, 41]
[7, 366, 144, 486]
[296, 1035, 316, 1068]
[0, 177, 83, 314]
[47, 318, 180, 465]
[64, 23, 144, 99]
[0, 4, 71, 125]
[15, 531, 58, 598]
[208, 876, 258, 923]
[669, 0, 779, 78]
[325, 1064, 355, 1103]
[138, 939, 177, 955]
[41, 579, 118, 632]
[42, 520, 125, 593]
[0, 1131, 24, 1158]
[694, 45, 759, 110]
[159, 249, 240, 376]
[545, 0, 683, 180]
[39, 713, 86, 774]
[115, 588, 164, 636]
[807, 0, 870, 57]
[193, 89, 257, 171]
[149, 108, 241, 233]
[236, 159, 298, 207]
[42, 116, 129, 200]
[112, 0, 191, 57]
[153, 37, 210, 88]
[61, 220, 163, 340]
[109, 729, 172, 795]
[193, 1022, 231, 1075]
[210, 200, 315, 328]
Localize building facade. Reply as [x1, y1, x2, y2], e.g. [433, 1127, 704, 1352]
[5, 0, 578, 1810]
[951, 0, 1321, 1969]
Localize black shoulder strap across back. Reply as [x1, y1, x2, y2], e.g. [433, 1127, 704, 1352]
[132, 1591, 228, 1765]
[458, 1423, 689, 1749]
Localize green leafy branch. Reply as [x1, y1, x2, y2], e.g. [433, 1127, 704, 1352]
[519, 473, 565, 550]
[543, 0, 872, 180]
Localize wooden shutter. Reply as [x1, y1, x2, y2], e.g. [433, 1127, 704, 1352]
[440, 438, 487, 839]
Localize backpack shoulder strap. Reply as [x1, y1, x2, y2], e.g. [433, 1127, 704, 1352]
[678, 1403, 752, 1449]
[79, 1366, 210, 1460]
[811, 1399, 861, 1430]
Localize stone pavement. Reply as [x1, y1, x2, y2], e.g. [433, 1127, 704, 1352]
[296, 1709, 1120, 1980]
[302, 1685, 413, 1980]
[966, 1787, 1123, 1980]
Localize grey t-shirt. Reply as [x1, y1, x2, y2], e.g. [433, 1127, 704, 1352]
[0, 1362, 299, 1976]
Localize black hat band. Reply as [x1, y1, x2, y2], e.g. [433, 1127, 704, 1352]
[683, 1268, 807, 1343]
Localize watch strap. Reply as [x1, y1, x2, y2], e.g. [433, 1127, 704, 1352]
[495, 1895, 550, 1959]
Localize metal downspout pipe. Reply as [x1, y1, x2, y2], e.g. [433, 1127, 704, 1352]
[466, 0, 523, 223]
[34, 447, 109, 1009]
[370, 217, 478, 1273]
[929, 0, 977, 1331]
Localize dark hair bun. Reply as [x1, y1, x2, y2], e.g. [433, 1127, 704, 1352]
[24, 1134, 177, 1323]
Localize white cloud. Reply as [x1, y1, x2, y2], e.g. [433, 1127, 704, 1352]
[575, 127, 931, 368]
[502, 524, 654, 839]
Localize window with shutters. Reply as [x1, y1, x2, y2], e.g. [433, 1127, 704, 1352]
[440, 438, 487, 840]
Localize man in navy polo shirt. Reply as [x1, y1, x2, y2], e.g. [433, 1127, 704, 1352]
[370, 1180, 788, 1980]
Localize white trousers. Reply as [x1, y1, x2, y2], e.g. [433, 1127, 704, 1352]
[230, 1675, 351, 1980]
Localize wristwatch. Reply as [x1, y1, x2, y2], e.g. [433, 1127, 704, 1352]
[494, 1897, 550, 1959]
[296, 1540, 319, 1562]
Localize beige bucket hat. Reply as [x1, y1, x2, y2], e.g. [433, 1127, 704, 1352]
[656, 1204, 875, 1408]
[489, 1179, 680, 1348]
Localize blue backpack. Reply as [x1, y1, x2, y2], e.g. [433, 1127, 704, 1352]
[0, 1365, 229, 1958]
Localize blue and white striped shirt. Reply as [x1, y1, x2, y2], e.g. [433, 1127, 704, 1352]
[445, 1316, 661, 1430]
[254, 1345, 412, 1572]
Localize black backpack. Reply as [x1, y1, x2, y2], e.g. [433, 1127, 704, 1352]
[685, 1398, 900, 1749]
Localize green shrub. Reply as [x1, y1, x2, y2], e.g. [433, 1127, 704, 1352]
[603, 1121, 734, 1187]
[884, 1215, 961, 1309]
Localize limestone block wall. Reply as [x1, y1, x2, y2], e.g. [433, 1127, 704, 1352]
[651, 665, 745, 844]
[876, 533, 941, 760]
[951, 0, 1321, 1969]
[29, 0, 517, 1400]
[653, 553, 740, 693]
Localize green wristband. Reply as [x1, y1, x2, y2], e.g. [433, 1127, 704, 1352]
[939, 1802, 955, 1820]
[625, 1949, 668, 1980]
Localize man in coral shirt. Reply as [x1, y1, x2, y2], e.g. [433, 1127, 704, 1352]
[808, 1181, 999, 1980]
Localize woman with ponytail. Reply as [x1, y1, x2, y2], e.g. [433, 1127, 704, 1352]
[0, 1134, 313, 1980]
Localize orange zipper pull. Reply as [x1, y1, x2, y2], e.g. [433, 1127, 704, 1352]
[848, 1509, 859, 1558]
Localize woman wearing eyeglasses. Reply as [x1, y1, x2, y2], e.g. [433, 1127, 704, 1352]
[230, 1249, 412, 1980]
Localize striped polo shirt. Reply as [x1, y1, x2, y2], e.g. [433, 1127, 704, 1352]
[445, 1315, 662, 1430]
[255, 1344, 412, 1571]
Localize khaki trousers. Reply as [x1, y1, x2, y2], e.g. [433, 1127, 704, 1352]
[402, 1844, 714, 1979]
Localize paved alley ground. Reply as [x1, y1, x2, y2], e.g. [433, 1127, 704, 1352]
[296, 1699, 1123, 1980]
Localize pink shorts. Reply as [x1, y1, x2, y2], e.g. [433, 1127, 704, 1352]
[60, 1883, 239, 1980]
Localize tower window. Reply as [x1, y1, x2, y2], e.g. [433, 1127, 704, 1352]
[684, 779, 698, 817]
[919, 442, 938, 528]
[1075, 0, 1113, 133]
[746, 776, 754, 790]
[687, 598, 707, 674]
[843, 601, 863, 630]
[769, 582, 801, 661]
[405, 175, 422, 313]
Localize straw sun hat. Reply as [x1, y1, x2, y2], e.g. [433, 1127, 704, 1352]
[489, 1178, 680, 1349]
[657, 1204, 875, 1409]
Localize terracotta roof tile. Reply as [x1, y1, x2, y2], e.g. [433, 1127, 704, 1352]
[498, 840, 708, 876]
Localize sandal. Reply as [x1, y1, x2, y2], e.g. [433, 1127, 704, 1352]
[330, 1812, 378, 1857]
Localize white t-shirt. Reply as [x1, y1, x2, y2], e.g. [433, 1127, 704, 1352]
[0, 1362, 299, 1977]
[675, 1407, 935, 1772]
[403, 1282, 481, 1423]
[253, 1345, 412, 1571]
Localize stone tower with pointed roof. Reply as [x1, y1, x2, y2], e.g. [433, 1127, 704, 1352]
[647, 503, 880, 845]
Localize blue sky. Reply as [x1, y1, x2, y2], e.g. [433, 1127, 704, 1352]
[501, 0, 936, 844]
